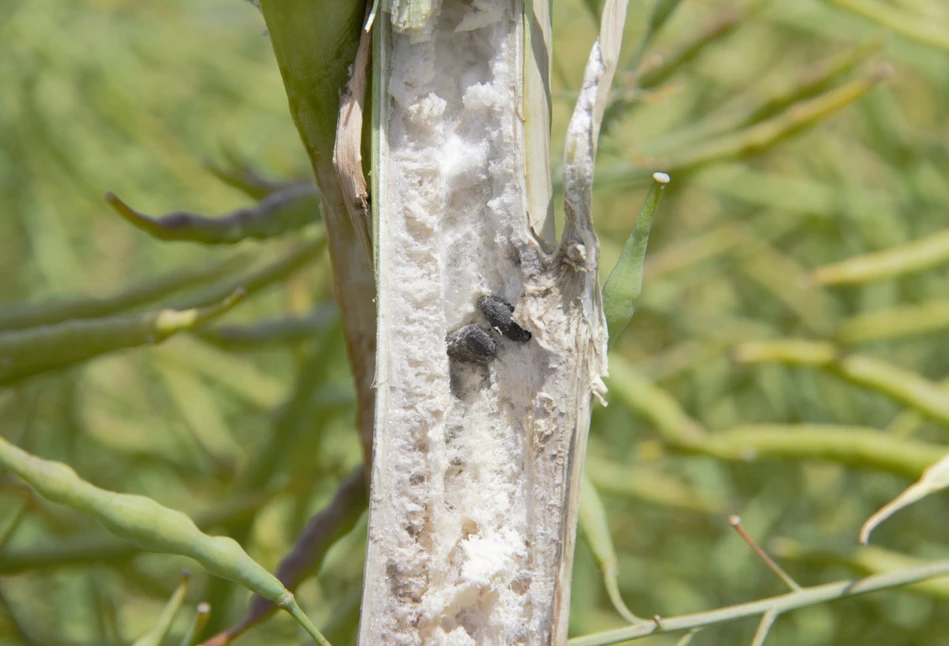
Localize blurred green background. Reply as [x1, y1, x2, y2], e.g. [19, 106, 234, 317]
[2, 0, 949, 644]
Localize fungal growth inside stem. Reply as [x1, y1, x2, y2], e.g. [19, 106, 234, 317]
[361, 1, 622, 643]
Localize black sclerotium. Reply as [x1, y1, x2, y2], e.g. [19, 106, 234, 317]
[478, 295, 532, 343]
[446, 324, 497, 365]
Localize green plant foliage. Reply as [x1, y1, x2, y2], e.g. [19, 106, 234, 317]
[194, 306, 337, 350]
[579, 475, 643, 624]
[3, 0, 949, 644]
[0, 435, 332, 644]
[603, 171, 668, 345]
[106, 183, 321, 245]
[0, 255, 246, 332]
[0, 290, 244, 386]
[132, 570, 191, 646]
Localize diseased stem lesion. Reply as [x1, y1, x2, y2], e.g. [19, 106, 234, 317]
[359, 0, 629, 642]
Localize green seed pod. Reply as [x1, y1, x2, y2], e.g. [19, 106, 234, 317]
[0, 436, 332, 645]
[0, 291, 243, 386]
[106, 183, 320, 244]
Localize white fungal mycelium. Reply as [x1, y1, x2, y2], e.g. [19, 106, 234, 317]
[361, 1, 618, 644]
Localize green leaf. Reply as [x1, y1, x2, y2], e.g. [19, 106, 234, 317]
[603, 172, 668, 346]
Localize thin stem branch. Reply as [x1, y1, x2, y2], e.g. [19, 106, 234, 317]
[750, 608, 779, 646]
[730, 516, 801, 591]
[673, 629, 701, 646]
[568, 557, 949, 645]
